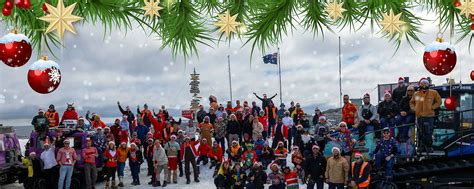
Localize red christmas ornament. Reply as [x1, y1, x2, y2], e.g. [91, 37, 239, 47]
[454, 0, 461, 7]
[470, 70, 474, 81]
[471, 14, 474, 21]
[0, 30, 32, 67]
[4, 0, 13, 9]
[423, 38, 457, 76]
[42, 3, 48, 13]
[2, 7, 11, 16]
[20, 0, 30, 9]
[471, 23, 474, 30]
[27, 56, 61, 94]
[444, 96, 457, 111]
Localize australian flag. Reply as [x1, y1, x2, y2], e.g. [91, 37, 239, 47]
[263, 53, 278, 65]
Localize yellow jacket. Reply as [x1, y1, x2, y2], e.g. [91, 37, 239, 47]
[325, 156, 349, 184]
[410, 89, 441, 118]
[22, 157, 33, 178]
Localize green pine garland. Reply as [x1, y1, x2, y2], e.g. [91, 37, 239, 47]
[0, 0, 472, 61]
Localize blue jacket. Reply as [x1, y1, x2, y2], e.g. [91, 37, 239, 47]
[254, 139, 266, 156]
[135, 124, 149, 143]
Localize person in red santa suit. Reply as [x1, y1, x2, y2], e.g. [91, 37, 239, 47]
[150, 114, 165, 142]
[180, 136, 200, 184]
[60, 103, 78, 125]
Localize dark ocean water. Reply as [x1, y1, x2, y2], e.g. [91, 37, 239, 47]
[9, 126, 32, 139]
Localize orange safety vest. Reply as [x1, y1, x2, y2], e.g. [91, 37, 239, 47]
[265, 107, 277, 119]
[351, 161, 371, 188]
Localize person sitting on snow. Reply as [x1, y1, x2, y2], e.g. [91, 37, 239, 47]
[274, 141, 288, 168]
[196, 138, 212, 166]
[241, 143, 257, 170]
[228, 140, 243, 163]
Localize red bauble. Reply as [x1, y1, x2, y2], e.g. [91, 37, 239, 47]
[20, 0, 30, 9]
[2, 7, 11, 16]
[4, 0, 13, 9]
[454, 0, 461, 7]
[0, 31, 32, 67]
[471, 23, 474, 30]
[444, 96, 457, 111]
[470, 70, 474, 81]
[42, 3, 48, 13]
[423, 40, 457, 76]
[27, 56, 61, 94]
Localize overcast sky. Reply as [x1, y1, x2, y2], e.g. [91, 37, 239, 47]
[1, 10, 473, 125]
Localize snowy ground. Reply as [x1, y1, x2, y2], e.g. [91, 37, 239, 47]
[3, 139, 329, 189]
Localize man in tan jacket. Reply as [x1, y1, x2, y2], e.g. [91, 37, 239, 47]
[325, 147, 349, 189]
[410, 78, 441, 152]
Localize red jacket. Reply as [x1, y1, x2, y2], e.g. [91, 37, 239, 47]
[103, 149, 118, 167]
[198, 143, 212, 156]
[258, 116, 268, 130]
[61, 109, 78, 123]
[180, 141, 198, 160]
[208, 145, 223, 162]
[45, 111, 59, 127]
[110, 125, 121, 142]
[150, 115, 165, 140]
[272, 124, 288, 139]
[284, 171, 298, 187]
[92, 120, 106, 129]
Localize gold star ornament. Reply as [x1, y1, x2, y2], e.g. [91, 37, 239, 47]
[39, 0, 82, 40]
[325, 1, 346, 20]
[143, 0, 163, 18]
[379, 10, 406, 36]
[456, 0, 474, 17]
[214, 11, 241, 37]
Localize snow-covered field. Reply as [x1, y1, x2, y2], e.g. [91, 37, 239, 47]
[2, 139, 329, 189]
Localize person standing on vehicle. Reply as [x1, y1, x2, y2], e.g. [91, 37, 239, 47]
[83, 138, 98, 189]
[253, 92, 277, 110]
[57, 139, 77, 189]
[357, 93, 381, 141]
[341, 95, 359, 129]
[303, 145, 326, 189]
[396, 85, 416, 142]
[32, 109, 49, 140]
[392, 77, 407, 105]
[374, 128, 397, 179]
[377, 92, 399, 131]
[410, 78, 441, 152]
[41, 136, 58, 186]
[45, 104, 60, 127]
[348, 152, 371, 189]
[325, 147, 349, 189]
[60, 103, 78, 125]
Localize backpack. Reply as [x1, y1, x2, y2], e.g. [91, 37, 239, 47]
[361, 104, 373, 120]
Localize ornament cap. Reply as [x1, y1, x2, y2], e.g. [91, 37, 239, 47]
[10, 28, 18, 34]
[436, 32, 444, 42]
[41, 55, 49, 61]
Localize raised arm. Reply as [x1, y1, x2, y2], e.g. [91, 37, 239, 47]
[269, 93, 278, 100]
[253, 93, 263, 101]
[117, 102, 127, 115]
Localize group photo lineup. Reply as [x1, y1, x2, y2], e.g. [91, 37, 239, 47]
[1, 0, 474, 189]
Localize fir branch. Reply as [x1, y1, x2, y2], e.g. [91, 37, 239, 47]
[159, 0, 213, 60]
[300, 0, 334, 38]
[244, 0, 298, 58]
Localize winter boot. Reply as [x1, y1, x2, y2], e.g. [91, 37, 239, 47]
[179, 172, 183, 177]
[111, 180, 118, 189]
[195, 177, 200, 183]
[136, 180, 140, 185]
[162, 181, 168, 187]
[105, 181, 110, 189]
[152, 181, 161, 187]
[118, 177, 124, 187]
[186, 175, 191, 184]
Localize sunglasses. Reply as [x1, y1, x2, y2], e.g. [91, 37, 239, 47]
[354, 157, 361, 160]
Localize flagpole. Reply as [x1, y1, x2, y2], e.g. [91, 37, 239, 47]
[338, 36, 342, 108]
[228, 55, 233, 103]
[278, 47, 282, 105]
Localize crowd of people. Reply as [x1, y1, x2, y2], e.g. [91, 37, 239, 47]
[25, 77, 442, 189]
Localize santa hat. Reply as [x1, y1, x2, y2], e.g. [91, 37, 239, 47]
[292, 146, 299, 150]
[277, 141, 284, 146]
[202, 138, 207, 142]
[419, 77, 429, 85]
[296, 124, 303, 128]
[270, 161, 280, 169]
[147, 137, 154, 142]
[108, 141, 115, 145]
[398, 77, 405, 82]
[384, 91, 392, 97]
[29, 152, 36, 156]
[170, 135, 177, 139]
[38, 109, 44, 113]
[44, 136, 50, 146]
[120, 141, 127, 145]
[232, 140, 238, 145]
[78, 116, 85, 121]
[86, 138, 92, 143]
[354, 151, 363, 158]
[332, 147, 340, 153]
[147, 132, 153, 136]
[178, 130, 184, 134]
[130, 143, 137, 147]
[184, 135, 191, 140]
[318, 116, 326, 121]
[312, 145, 320, 150]
[253, 161, 262, 167]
